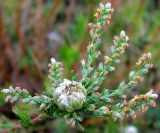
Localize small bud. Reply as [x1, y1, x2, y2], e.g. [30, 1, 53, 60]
[135, 76, 144, 82]
[40, 103, 46, 110]
[123, 100, 128, 105]
[107, 14, 112, 19]
[134, 95, 139, 101]
[94, 13, 99, 18]
[15, 87, 21, 92]
[51, 58, 56, 64]
[147, 53, 152, 59]
[146, 89, 153, 96]
[141, 105, 148, 112]
[48, 63, 52, 68]
[98, 63, 103, 71]
[111, 46, 115, 52]
[113, 36, 118, 43]
[132, 114, 137, 119]
[88, 23, 93, 28]
[130, 80, 137, 86]
[1, 89, 10, 94]
[105, 3, 111, 8]
[106, 20, 110, 25]
[122, 95, 126, 99]
[136, 62, 141, 68]
[139, 95, 144, 99]
[150, 94, 158, 99]
[96, 9, 101, 13]
[99, 106, 110, 114]
[150, 101, 156, 107]
[120, 31, 126, 37]
[81, 59, 85, 66]
[5, 95, 12, 102]
[123, 43, 129, 48]
[125, 36, 129, 41]
[144, 95, 149, 100]
[110, 8, 114, 13]
[129, 102, 134, 108]
[97, 23, 101, 29]
[113, 53, 119, 58]
[124, 107, 129, 113]
[99, 3, 104, 9]
[96, 51, 101, 56]
[22, 89, 28, 94]
[104, 56, 112, 63]
[146, 64, 153, 69]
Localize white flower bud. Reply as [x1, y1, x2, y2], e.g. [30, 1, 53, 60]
[120, 30, 126, 37]
[150, 94, 158, 99]
[99, 3, 104, 9]
[51, 58, 56, 64]
[100, 106, 110, 114]
[105, 3, 111, 8]
[40, 103, 46, 110]
[1, 89, 10, 94]
[150, 100, 156, 107]
[53, 79, 86, 112]
[81, 59, 85, 66]
[147, 52, 152, 59]
[125, 36, 129, 41]
[98, 63, 103, 71]
[146, 89, 153, 96]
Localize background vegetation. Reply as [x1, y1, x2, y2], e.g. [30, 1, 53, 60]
[0, 0, 159, 132]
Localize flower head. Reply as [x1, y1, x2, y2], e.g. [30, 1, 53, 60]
[53, 79, 86, 112]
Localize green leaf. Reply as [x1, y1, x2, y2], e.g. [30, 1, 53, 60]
[75, 13, 86, 39]
[70, 70, 79, 81]
[60, 44, 80, 68]
[13, 107, 32, 128]
[0, 123, 13, 131]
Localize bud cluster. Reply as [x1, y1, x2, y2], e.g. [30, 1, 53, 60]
[110, 53, 154, 98]
[110, 90, 158, 120]
[48, 58, 63, 88]
[81, 3, 113, 85]
[1, 86, 29, 103]
[128, 53, 153, 85]
[123, 90, 158, 118]
[87, 31, 129, 92]
[1, 86, 53, 112]
[136, 53, 152, 69]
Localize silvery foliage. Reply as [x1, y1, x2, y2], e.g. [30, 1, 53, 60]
[1, 2, 158, 130]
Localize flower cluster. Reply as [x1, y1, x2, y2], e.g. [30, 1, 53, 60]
[53, 79, 86, 112]
[2, 86, 52, 111]
[81, 3, 113, 84]
[1, 2, 158, 130]
[48, 58, 63, 88]
[110, 90, 158, 120]
[2, 86, 30, 103]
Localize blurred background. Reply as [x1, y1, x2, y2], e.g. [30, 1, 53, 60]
[0, 0, 160, 132]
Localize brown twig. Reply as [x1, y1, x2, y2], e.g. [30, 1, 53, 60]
[45, 0, 63, 29]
